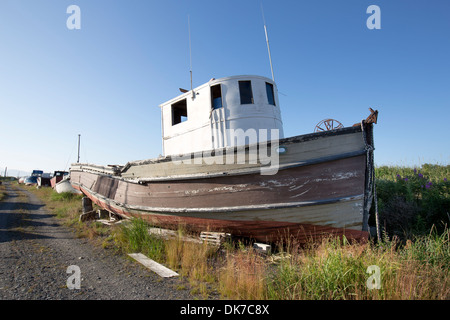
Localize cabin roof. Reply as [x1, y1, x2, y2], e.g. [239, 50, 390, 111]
[158, 75, 275, 108]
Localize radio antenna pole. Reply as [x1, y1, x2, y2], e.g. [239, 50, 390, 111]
[188, 15, 194, 99]
[261, 3, 275, 82]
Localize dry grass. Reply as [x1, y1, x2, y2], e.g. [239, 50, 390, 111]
[209, 232, 449, 300]
[218, 246, 267, 299]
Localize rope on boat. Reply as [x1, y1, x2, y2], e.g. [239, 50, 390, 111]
[361, 120, 380, 240]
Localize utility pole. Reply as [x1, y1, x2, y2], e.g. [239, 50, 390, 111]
[77, 134, 81, 163]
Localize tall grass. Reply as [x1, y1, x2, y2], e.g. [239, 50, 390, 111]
[250, 230, 449, 300]
[119, 218, 166, 262]
[218, 246, 267, 299]
[266, 237, 368, 299]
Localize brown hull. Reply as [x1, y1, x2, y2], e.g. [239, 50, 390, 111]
[75, 182, 369, 243]
[73, 156, 364, 208]
[71, 123, 375, 243]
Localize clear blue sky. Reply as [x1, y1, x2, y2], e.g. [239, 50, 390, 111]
[1, 0, 449, 175]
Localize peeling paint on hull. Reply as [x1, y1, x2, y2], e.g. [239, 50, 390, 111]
[74, 183, 369, 243]
[70, 124, 375, 244]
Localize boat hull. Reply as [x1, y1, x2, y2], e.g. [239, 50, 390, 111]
[74, 182, 368, 243]
[51, 176, 65, 188]
[55, 178, 82, 194]
[70, 124, 375, 243]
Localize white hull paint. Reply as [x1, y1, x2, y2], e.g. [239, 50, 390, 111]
[55, 178, 82, 194]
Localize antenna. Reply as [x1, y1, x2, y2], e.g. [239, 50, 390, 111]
[261, 3, 275, 82]
[188, 15, 195, 99]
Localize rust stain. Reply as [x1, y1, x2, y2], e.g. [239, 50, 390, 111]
[74, 184, 367, 245]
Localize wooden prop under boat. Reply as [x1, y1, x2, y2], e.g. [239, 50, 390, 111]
[70, 75, 378, 244]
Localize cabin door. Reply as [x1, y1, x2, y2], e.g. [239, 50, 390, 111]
[210, 84, 227, 149]
[211, 107, 227, 149]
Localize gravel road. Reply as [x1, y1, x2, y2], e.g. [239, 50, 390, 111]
[0, 183, 196, 300]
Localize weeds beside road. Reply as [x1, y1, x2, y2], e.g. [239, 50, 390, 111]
[0, 182, 195, 300]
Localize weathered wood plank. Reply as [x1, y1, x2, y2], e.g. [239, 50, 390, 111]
[128, 253, 179, 278]
[123, 129, 365, 180]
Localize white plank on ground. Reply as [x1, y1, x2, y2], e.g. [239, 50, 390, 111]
[128, 253, 179, 278]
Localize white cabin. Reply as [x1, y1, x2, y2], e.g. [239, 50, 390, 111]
[159, 75, 284, 156]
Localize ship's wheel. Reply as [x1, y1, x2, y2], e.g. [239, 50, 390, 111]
[314, 119, 344, 132]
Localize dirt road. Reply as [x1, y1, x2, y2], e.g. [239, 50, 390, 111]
[0, 183, 194, 300]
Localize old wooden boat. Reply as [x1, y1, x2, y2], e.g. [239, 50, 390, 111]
[70, 75, 378, 243]
[50, 171, 69, 188]
[37, 173, 52, 187]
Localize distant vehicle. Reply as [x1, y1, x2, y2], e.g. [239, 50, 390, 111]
[24, 176, 38, 186]
[31, 170, 43, 177]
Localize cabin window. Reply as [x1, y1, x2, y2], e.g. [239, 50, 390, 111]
[211, 84, 223, 109]
[238, 81, 254, 104]
[172, 99, 188, 125]
[266, 82, 276, 106]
